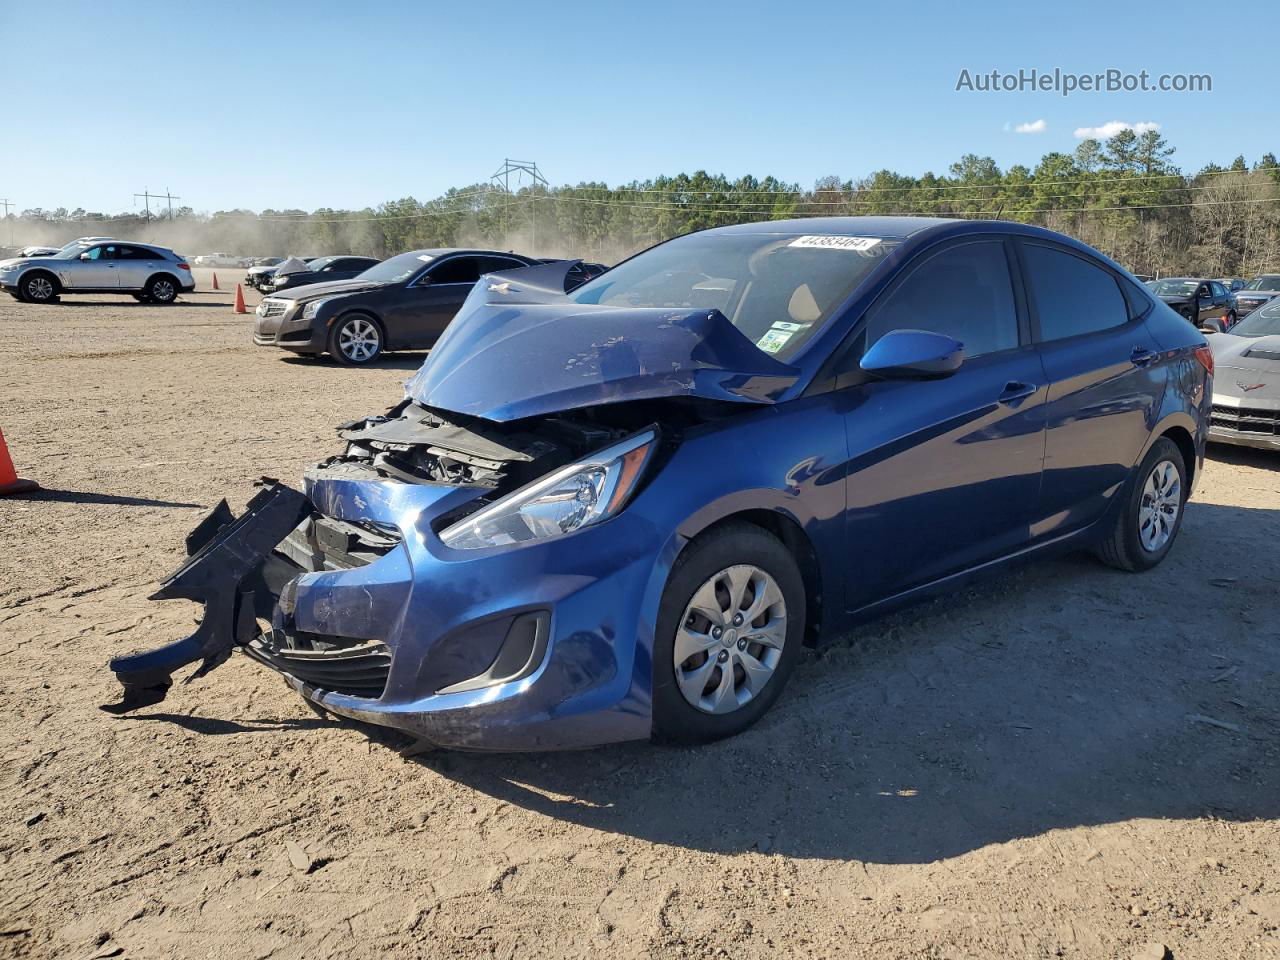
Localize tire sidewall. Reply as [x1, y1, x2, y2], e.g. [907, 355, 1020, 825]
[328, 313, 383, 365]
[652, 524, 805, 743]
[145, 274, 178, 304]
[1121, 437, 1188, 571]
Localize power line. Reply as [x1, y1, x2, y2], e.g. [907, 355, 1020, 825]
[0, 198, 13, 245]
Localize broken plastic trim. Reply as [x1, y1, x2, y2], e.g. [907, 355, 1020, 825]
[102, 482, 312, 713]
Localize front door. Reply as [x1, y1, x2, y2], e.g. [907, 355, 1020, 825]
[63, 244, 119, 289]
[385, 255, 484, 348]
[841, 237, 1047, 609]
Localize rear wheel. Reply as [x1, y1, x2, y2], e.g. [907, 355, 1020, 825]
[19, 271, 59, 303]
[652, 523, 804, 743]
[144, 275, 178, 304]
[328, 313, 383, 365]
[1095, 437, 1188, 572]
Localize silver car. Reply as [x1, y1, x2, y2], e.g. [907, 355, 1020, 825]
[1207, 299, 1280, 452]
[0, 241, 194, 304]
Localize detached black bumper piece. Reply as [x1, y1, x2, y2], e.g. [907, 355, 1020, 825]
[103, 482, 311, 713]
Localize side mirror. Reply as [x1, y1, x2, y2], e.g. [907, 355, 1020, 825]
[860, 329, 965, 380]
[79, 252, 92, 261]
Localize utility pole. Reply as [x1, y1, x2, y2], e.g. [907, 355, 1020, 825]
[490, 159, 548, 251]
[134, 188, 181, 221]
[0, 198, 13, 245]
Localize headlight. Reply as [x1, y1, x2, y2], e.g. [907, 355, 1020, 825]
[439, 430, 657, 550]
[302, 298, 331, 319]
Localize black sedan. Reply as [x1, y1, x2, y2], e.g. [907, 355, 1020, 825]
[253, 248, 538, 364]
[269, 255, 381, 293]
[1146, 277, 1236, 331]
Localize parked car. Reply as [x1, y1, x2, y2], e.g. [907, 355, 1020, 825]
[110, 217, 1210, 750]
[1216, 277, 1246, 293]
[1233, 274, 1280, 317]
[192, 253, 242, 267]
[1146, 277, 1236, 331]
[253, 248, 538, 364]
[1206, 299, 1280, 452]
[268, 255, 381, 293]
[537, 257, 609, 288]
[246, 256, 316, 292]
[0, 240, 194, 303]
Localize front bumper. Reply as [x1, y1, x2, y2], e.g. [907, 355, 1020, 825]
[253, 307, 323, 351]
[107, 468, 671, 750]
[1208, 394, 1280, 451]
[1235, 298, 1272, 317]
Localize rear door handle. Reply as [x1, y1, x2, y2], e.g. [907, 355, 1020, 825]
[1130, 346, 1156, 367]
[998, 381, 1038, 405]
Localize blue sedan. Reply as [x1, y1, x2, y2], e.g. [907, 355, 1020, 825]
[107, 217, 1212, 750]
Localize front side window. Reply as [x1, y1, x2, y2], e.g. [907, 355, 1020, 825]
[1022, 243, 1129, 342]
[864, 240, 1019, 358]
[570, 231, 900, 361]
[78, 245, 116, 261]
[428, 256, 483, 285]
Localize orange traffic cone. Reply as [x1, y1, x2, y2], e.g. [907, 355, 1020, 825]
[212, 273, 220, 291]
[0, 428, 39, 496]
[233, 284, 247, 314]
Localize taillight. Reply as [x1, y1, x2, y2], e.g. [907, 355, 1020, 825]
[177, 262, 190, 271]
[1194, 345, 1214, 377]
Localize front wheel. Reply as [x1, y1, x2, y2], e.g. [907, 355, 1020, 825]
[1226, 310, 1238, 330]
[1095, 436, 1188, 572]
[328, 313, 383, 365]
[652, 523, 805, 743]
[19, 272, 59, 303]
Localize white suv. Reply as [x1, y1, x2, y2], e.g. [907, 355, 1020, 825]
[0, 241, 195, 304]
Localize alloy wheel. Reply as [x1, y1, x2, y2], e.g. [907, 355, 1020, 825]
[152, 279, 175, 302]
[337, 317, 380, 362]
[674, 564, 787, 715]
[26, 276, 53, 301]
[1138, 459, 1181, 552]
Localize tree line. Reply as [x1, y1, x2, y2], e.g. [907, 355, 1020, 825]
[10, 130, 1280, 278]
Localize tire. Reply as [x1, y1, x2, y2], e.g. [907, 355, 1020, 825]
[1226, 310, 1238, 330]
[19, 271, 59, 304]
[652, 522, 805, 743]
[1095, 436, 1188, 572]
[327, 313, 384, 365]
[144, 274, 178, 304]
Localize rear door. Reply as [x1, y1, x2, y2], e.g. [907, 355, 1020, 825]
[115, 245, 162, 289]
[384, 255, 485, 348]
[1018, 240, 1161, 540]
[840, 236, 1048, 607]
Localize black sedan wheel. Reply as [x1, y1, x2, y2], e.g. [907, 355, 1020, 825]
[328, 314, 384, 365]
[652, 522, 804, 743]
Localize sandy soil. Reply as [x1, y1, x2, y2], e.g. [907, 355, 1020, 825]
[1, 282, 1278, 960]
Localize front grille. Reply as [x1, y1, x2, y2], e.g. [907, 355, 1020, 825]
[259, 299, 288, 319]
[1210, 403, 1279, 435]
[245, 630, 391, 698]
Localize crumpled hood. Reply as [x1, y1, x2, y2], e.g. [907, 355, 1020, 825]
[405, 263, 800, 422]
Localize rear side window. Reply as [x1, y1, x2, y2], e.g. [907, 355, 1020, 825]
[1211, 281, 1227, 298]
[866, 240, 1019, 358]
[118, 246, 159, 260]
[428, 256, 483, 285]
[480, 256, 527, 274]
[1022, 243, 1129, 342]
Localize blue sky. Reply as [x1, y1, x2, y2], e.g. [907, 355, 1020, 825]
[2, 0, 1271, 214]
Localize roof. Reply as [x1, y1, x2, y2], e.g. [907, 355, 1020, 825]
[715, 216, 958, 239]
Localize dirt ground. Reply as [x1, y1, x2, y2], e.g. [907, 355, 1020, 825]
[1, 273, 1278, 960]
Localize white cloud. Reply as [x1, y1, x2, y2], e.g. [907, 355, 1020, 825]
[1014, 119, 1047, 134]
[1073, 120, 1161, 139]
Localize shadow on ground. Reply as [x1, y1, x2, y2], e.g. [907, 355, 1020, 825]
[14, 489, 203, 508]
[279, 353, 428, 371]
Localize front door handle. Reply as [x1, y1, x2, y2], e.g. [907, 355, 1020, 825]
[998, 381, 1038, 405]
[1130, 346, 1156, 367]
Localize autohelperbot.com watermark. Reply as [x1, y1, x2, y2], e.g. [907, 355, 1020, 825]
[955, 68, 1211, 96]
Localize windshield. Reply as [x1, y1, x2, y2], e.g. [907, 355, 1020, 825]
[1244, 276, 1280, 291]
[305, 256, 338, 272]
[53, 242, 92, 259]
[568, 231, 899, 361]
[355, 251, 433, 284]
[1148, 279, 1200, 297]
[1231, 301, 1280, 337]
